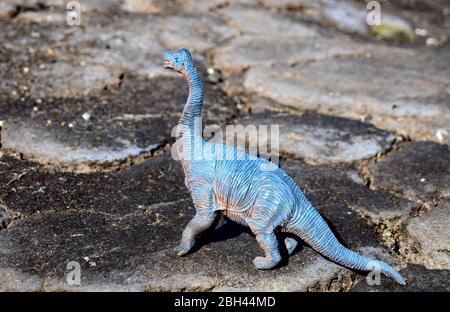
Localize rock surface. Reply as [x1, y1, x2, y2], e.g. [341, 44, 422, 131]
[0, 154, 405, 291]
[241, 48, 449, 143]
[160, 14, 238, 53]
[233, 112, 396, 164]
[1, 74, 236, 166]
[0, 0, 448, 292]
[404, 201, 450, 270]
[218, 4, 318, 38]
[213, 35, 370, 74]
[351, 264, 450, 292]
[368, 142, 450, 203]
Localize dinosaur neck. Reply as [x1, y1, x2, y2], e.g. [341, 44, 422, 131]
[177, 65, 205, 170]
[179, 65, 204, 141]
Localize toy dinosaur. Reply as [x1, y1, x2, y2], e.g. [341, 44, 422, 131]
[163, 48, 406, 285]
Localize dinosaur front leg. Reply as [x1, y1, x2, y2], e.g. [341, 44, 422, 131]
[253, 231, 282, 269]
[175, 211, 216, 256]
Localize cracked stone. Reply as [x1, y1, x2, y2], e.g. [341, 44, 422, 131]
[0, 154, 188, 216]
[233, 112, 396, 164]
[0, 8, 230, 143]
[0, 17, 77, 56]
[1, 73, 236, 165]
[72, 17, 165, 53]
[0, 154, 402, 291]
[213, 34, 370, 74]
[0, 23, 123, 99]
[261, 0, 414, 40]
[404, 201, 450, 270]
[368, 141, 450, 203]
[218, 4, 318, 38]
[68, 16, 174, 78]
[0, 0, 447, 293]
[159, 14, 238, 53]
[351, 264, 450, 292]
[30, 62, 122, 98]
[281, 159, 418, 235]
[243, 47, 450, 143]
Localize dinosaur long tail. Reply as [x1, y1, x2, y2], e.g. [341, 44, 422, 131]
[287, 200, 406, 285]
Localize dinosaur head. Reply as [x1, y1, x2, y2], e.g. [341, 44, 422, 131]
[163, 48, 193, 73]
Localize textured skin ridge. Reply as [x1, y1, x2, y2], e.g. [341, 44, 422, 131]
[163, 48, 405, 285]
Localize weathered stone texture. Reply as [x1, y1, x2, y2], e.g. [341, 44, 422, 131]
[0, 0, 448, 292]
[368, 142, 450, 203]
[233, 112, 396, 164]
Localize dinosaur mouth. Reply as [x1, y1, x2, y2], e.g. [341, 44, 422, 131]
[163, 60, 173, 69]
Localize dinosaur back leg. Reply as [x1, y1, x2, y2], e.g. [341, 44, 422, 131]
[252, 230, 282, 269]
[284, 237, 298, 255]
[246, 179, 294, 269]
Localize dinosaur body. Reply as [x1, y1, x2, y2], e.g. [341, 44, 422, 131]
[163, 49, 405, 285]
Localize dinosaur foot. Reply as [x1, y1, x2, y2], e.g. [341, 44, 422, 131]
[174, 243, 192, 256]
[285, 237, 298, 255]
[253, 256, 280, 270]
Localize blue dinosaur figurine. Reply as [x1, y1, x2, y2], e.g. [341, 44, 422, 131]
[163, 48, 406, 285]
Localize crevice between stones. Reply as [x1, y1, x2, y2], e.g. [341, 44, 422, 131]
[0, 196, 192, 231]
[355, 139, 431, 207]
[0, 202, 24, 231]
[307, 269, 357, 292]
[0, 137, 172, 174]
[353, 208, 406, 257]
[8, 2, 51, 19]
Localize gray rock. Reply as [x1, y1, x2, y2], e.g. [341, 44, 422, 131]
[0, 14, 76, 53]
[0, 0, 447, 292]
[262, 0, 414, 40]
[404, 201, 450, 270]
[30, 62, 122, 98]
[218, 4, 318, 38]
[0, 155, 402, 291]
[243, 47, 450, 143]
[233, 112, 396, 164]
[0, 154, 189, 216]
[213, 34, 370, 73]
[320, 0, 369, 34]
[351, 264, 450, 292]
[368, 142, 450, 203]
[281, 159, 418, 235]
[71, 17, 165, 53]
[159, 14, 238, 53]
[1, 74, 236, 166]
[68, 17, 173, 78]
[80, 47, 176, 79]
